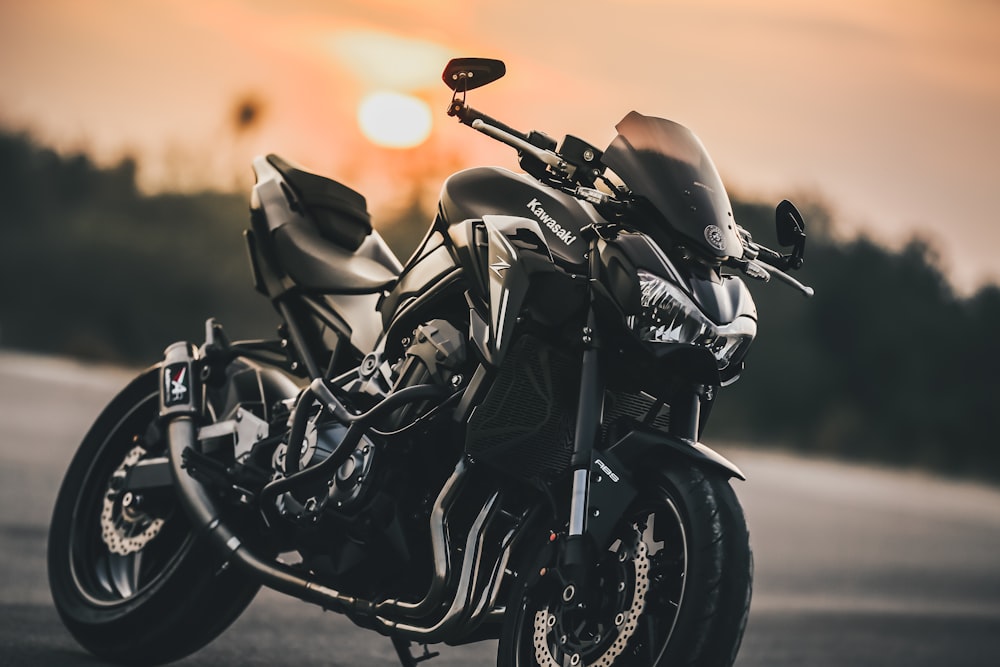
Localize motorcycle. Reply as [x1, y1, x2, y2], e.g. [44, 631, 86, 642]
[48, 57, 812, 666]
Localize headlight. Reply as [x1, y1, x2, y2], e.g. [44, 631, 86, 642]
[630, 269, 756, 370]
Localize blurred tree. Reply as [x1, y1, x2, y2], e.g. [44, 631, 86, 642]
[232, 93, 267, 134]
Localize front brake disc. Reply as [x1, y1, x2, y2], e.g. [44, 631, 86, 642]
[100, 445, 166, 556]
[532, 538, 650, 667]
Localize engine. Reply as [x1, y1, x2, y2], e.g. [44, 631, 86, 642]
[390, 319, 467, 390]
[272, 415, 377, 518]
[268, 318, 467, 525]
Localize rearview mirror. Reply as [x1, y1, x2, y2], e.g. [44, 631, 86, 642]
[775, 200, 805, 247]
[442, 58, 506, 91]
[775, 199, 806, 269]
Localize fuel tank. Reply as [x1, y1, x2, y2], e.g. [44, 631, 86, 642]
[439, 167, 601, 269]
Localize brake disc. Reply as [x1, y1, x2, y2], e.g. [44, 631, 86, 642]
[532, 538, 650, 667]
[100, 445, 165, 556]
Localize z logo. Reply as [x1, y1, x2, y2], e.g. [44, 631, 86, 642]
[489, 257, 511, 278]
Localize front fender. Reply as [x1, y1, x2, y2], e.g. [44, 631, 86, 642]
[605, 423, 745, 481]
[583, 425, 744, 550]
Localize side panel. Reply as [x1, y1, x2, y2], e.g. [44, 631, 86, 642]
[483, 215, 557, 364]
[446, 219, 489, 301]
[378, 234, 467, 355]
[318, 292, 384, 355]
[440, 167, 597, 270]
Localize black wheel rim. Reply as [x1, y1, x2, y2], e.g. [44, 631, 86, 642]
[514, 496, 688, 666]
[67, 391, 194, 607]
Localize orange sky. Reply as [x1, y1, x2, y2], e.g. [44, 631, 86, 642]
[1, 0, 998, 292]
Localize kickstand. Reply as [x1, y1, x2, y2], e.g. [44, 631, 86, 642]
[390, 635, 440, 667]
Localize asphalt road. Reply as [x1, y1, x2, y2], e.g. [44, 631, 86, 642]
[2, 351, 999, 666]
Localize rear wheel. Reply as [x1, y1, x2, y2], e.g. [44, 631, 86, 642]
[48, 368, 260, 666]
[498, 462, 752, 666]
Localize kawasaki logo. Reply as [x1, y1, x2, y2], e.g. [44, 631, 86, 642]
[526, 198, 577, 246]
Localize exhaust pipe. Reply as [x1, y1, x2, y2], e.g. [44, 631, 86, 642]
[167, 415, 374, 613]
[161, 342, 373, 613]
[160, 341, 513, 638]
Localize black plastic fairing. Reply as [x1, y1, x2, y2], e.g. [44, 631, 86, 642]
[602, 112, 743, 260]
[439, 167, 596, 270]
[606, 424, 745, 480]
[250, 155, 401, 295]
[379, 243, 461, 328]
[446, 219, 490, 301]
[608, 232, 756, 326]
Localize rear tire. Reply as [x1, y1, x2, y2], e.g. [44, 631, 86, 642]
[498, 461, 752, 666]
[47, 367, 260, 665]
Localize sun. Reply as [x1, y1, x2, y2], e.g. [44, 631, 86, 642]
[357, 91, 433, 149]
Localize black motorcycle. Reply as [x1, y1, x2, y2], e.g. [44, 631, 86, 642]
[48, 58, 812, 666]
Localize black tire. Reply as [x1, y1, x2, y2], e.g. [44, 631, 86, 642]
[47, 367, 260, 666]
[498, 461, 752, 667]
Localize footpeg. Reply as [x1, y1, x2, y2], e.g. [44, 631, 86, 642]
[390, 636, 440, 666]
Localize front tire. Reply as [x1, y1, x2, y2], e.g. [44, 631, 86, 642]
[47, 367, 260, 666]
[498, 462, 752, 667]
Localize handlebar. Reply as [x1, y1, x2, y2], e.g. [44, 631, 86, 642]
[447, 101, 530, 143]
[450, 99, 810, 296]
[470, 119, 571, 174]
[448, 101, 583, 182]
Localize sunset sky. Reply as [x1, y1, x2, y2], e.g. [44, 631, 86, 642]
[2, 0, 998, 292]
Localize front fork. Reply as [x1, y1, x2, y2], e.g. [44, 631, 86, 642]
[561, 238, 618, 582]
[564, 306, 603, 573]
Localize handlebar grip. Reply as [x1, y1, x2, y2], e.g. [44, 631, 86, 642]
[449, 103, 530, 142]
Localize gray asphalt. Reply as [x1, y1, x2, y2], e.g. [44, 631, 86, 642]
[2, 351, 999, 666]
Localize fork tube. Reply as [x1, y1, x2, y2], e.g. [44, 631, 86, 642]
[567, 240, 605, 542]
[670, 389, 702, 441]
[568, 308, 603, 538]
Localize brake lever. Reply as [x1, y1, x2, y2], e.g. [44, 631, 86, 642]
[752, 258, 815, 297]
[728, 256, 814, 297]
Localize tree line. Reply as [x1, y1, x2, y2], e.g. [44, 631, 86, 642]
[1, 129, 997, 480]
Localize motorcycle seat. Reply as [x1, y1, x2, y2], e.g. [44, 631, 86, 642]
[273, 219, 400, 294]
[267, 154, 372, 252]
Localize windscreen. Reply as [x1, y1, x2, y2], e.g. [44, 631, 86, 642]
[602, 112, 743, 260]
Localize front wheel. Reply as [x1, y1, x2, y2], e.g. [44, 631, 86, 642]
[498, 462, 752, 667]
[47, 367, 260, 666]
